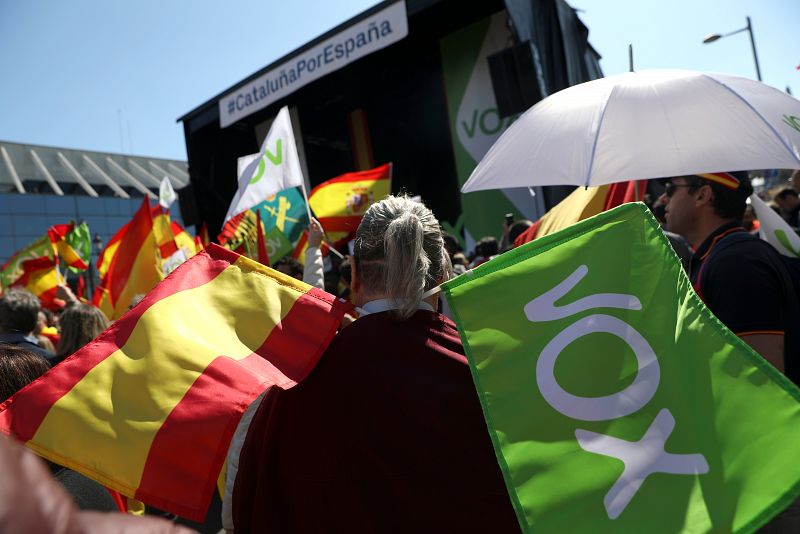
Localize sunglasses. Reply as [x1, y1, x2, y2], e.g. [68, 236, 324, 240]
[664, 182, 693, 198]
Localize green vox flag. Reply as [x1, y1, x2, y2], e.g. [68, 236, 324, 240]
[66, 221, 91, 273]
[442, 203, 800, 533]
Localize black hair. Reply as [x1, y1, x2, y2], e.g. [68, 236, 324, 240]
[474, 236, 499, 258]
[0, 345, 50, 402]
[273, 257, 303, 278]
[508, 220, 533, 244]
[687, 171, 752, 220]
[775, 187, 798, 200]
[0, 289, 41, 334]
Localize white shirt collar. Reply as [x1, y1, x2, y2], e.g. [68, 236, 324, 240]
[358, 298, 434, 317]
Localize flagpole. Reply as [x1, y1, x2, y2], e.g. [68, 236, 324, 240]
[299, 181, 314, 225]
[300, 180, 344, 259]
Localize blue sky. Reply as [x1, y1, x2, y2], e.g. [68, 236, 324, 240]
[0, 1, 797, 162]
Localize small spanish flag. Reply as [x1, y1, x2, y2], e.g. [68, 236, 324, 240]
[308, 163, 392, 247]
[0, 244, 350, 521]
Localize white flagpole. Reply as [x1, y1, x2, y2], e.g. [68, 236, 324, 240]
[299, 180, 314, 224]
[300, 180, 345, 259]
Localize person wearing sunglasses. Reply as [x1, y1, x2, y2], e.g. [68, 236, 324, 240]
[664, 172, 798, 388]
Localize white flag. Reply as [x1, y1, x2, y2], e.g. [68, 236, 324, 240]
[159, 176, 177, 209]
[749, 193, 800, 258]
[224, 106, 304, 222]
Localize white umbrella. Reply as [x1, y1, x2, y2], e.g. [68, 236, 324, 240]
[462, 69, 800, 193]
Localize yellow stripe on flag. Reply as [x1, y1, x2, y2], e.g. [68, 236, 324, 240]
[29, 262, 302, 494]
[54, 241, 84, 269]
[26, 266, 63, 297]
[309, 178, 390, 219]
[536, 185, 609, 238]
[2, 244, 349, 520]
[98, 239, 122, 279]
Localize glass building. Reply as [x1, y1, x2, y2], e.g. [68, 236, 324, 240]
[0, 140, 189, 266]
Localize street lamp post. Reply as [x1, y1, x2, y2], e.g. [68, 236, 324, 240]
[88, 233, 104, 298]
[703, 16, 762, 81]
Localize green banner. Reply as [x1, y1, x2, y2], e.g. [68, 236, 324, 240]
[252, 186, 309, 262]
[0, 235, 53, 288]
[443, 203, 800, 533]
[439, 11, 543, 250]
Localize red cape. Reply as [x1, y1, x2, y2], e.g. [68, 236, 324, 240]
[233, 310, 519, 532]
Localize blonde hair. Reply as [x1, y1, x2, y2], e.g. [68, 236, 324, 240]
[354, 195, 451, 319]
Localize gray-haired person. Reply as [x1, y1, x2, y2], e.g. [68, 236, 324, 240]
[228, 195, 518, 532]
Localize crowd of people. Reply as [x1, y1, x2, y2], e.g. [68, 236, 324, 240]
[0, 169, 799, 532]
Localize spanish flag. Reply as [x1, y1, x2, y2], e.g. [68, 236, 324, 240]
[93, 200, 199, 319]
[0, 244, 349, 521]
[1, 235, 54, 288]
[308, 163, 392, 247]
[8, 256, 64, 310]
[48, 222, 90, 272]
[1, 234, 65, 309]
[93, 199, 159, 319]
[515, 180, 647, 245]
[97, 221, 128, 280]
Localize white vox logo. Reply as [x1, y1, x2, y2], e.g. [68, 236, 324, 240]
[525, 265, 708, 519]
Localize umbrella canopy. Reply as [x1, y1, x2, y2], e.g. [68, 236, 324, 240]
[462, 69, 800, 193]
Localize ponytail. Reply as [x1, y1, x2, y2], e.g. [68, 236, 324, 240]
[384, 212, 429, 319]
[354, 195, 451, 320]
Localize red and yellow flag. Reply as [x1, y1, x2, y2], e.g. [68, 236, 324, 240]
[11, 256, 63, 309]
[515, 180, 647, 245]
[308, 163, 392, 247]
[0, 244, 350, 521]
[47, 223, 88, 271]
[93, 199, 160, 319]
[97, 222, 128, 280]
[1, 234, 65, 309]
[93, 200, 198, 319]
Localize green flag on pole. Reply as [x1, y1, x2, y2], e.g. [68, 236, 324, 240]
[66, 221, 91, 273]
[442, 202, 800, 533]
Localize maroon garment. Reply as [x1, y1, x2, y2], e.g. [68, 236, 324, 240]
[232, 310, 519, 533]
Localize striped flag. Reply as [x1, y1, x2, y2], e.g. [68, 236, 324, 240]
[0, 223, 93, 309]
[1, 235, 55, 289]
[0, 244, 350, 521]
[308, 163, 392, 247]
[93, 199, 160, 319]
[515, 181, 647, 246]
[47, 224, 88, 271]
[5, 254, 64, 309]
[97, 222, 128, 280]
